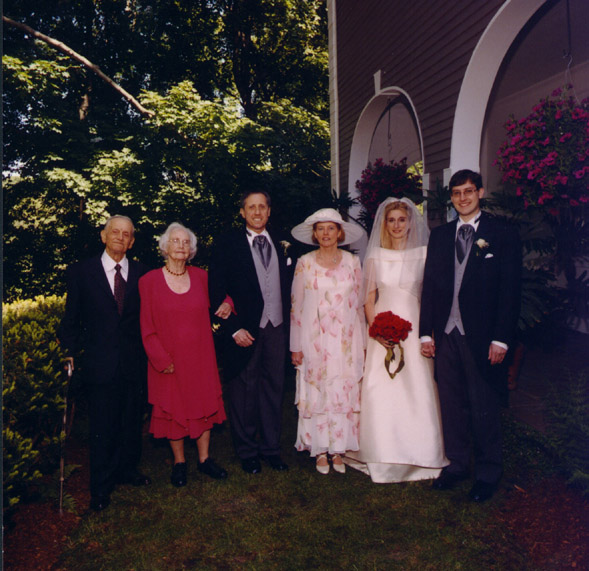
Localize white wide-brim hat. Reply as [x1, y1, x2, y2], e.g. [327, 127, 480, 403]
[291, 208, 365, 246]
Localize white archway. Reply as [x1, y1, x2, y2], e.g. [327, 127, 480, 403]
[449, 0, 547, 178]
[347, 86, 424, 221]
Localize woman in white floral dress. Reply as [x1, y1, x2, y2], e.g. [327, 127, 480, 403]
[290, 209, 365, 474]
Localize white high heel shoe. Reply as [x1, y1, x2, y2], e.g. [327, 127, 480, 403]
[316, 453, 330, 475]
[331, 454, 346, 474]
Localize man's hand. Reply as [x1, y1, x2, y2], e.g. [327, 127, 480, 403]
[234, 329, 255, 347]
[421, 340, 436, 358]
[488, 343, 507, 365]
[162, 363, 175, 374]
[214, 302, 232, 320]
[291, 351, 304, 366]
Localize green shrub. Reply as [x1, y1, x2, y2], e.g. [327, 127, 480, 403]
[545, 368, 589, 495]
[2, 295, 68, 509]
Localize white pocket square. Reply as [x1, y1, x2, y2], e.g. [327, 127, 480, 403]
[287, 257, 292, 266]
[485, 253, 494, 259]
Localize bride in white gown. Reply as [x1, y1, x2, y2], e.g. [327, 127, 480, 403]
[346, 198, 448, 483]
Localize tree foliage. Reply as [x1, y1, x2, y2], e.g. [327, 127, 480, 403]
[3, 0, 330, 300]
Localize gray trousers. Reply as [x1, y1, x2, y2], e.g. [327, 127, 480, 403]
[435, 328, 503, 483]
[228, 322, 286, 459]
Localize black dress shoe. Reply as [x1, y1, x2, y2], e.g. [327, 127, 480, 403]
[469, 480, 497, 503]
[118, 470, 152, 487]
[171, 462, 187, 487]
[198, 458, 228, 480]
[432, 469, 469, 491]
[260, 454, 289, 471]
[90, 495, 110, 512]
[241, 457, 262, 474]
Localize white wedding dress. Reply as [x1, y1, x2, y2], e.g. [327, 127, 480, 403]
[346, 246, 449, 483]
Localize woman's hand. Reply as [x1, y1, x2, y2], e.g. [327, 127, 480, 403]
[375, 335, 393, 349]
[162, 363, 175, 374]
[291, 351, 304, 366]
[215, 301, 232, 320]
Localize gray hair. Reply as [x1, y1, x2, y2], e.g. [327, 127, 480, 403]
[158, 222, 198, 261]
[104, 215, 135, 235]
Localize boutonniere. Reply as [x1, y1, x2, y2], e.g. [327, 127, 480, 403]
[280, 240, 294, 266]
[475, 238, 490, 256]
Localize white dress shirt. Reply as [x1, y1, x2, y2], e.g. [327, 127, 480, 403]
[101, 251, 129, 295]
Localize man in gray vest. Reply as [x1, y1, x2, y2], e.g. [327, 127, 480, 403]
[209, 190, 295, 474]
[419, 169, 521, 502]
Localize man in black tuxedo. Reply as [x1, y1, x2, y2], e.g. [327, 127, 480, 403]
[209, 190, 295, 474]
[419, 170, 521, 502]
[59, 215, 151, 511]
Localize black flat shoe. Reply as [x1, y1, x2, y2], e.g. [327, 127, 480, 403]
[198, 458, 228, 480]
[469, 480, 497, 503]
[90, 494, 110, 512]
[117, 470, 152, 487]
[171, 462, 187, 487]
[241, 457, 262, 474]
[260, 454, 289, 471]
[432, 469, 469, 491]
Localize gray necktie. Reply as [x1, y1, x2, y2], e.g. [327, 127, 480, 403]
[456, 225, 474, 263]
[253, 235, 272, 269]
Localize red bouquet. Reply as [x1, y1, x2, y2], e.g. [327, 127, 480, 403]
[369, 311, 412, 380]
[369, 311, 412, 343]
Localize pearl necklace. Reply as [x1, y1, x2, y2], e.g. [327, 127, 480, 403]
[164, 264, 187, 276]
[318, 250, 339, 264]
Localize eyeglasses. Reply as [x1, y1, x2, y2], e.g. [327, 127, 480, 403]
[170, 238, 190, 247]
[451, 188, 478, 199]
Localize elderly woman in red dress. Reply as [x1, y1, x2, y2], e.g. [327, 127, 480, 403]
[139, 222, 230, 487]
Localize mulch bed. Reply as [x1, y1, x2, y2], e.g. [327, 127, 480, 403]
[495, 478, 589, 569]
[4, 441, 90, 571]
[4, 443, 589, 570]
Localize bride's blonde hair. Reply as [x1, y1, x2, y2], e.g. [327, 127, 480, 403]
[379, 201, 411, 250]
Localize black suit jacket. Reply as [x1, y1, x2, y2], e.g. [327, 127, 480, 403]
[208, 227, 295, 379]
[419, 212, 521, 380]
[58, 255, 149, 385]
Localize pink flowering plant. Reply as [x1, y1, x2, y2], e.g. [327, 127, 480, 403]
[355, 158, 422, 232]
[494, 86, 589, 213]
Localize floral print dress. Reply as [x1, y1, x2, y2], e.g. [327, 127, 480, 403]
[290, 250, 364, 457]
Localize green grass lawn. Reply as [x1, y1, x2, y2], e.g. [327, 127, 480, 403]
[57, 390, 554, 570]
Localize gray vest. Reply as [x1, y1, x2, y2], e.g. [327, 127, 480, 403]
[444, 241, 473, 335]
[252, 238, 283, 328]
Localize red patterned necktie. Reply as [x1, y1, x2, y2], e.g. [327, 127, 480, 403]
[114, 263, 126, 315]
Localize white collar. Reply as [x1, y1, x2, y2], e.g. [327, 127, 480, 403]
[245, 228, 270, 247]
[457, 212, 481, 232]
[101, 250, 128, 272]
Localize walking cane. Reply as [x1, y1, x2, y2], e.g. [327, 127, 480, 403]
[59, 360, 73, 516]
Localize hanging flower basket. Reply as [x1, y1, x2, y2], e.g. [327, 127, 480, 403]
[355, 158, 422, 232]
[494, 86, 589, 214]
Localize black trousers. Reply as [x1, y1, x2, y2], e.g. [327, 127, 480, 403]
[228, 322, 286, 459]
[435, 329, 503, 484]
[86, 370, 144, 496]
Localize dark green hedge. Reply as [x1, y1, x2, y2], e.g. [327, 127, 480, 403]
[3, 295, 68, 509]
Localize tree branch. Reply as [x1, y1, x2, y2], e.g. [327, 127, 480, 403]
[3, 15, 155, 117]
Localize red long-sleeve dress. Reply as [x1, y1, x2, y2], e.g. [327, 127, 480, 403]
[139, 267, 226, 440]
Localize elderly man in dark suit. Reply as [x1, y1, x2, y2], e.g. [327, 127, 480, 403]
[419, 169, 521, 502]
[59, 215, 151, 511]
[209, 190, 295, 474]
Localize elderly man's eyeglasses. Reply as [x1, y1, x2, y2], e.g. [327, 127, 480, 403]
[171, 238, 190, 247]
